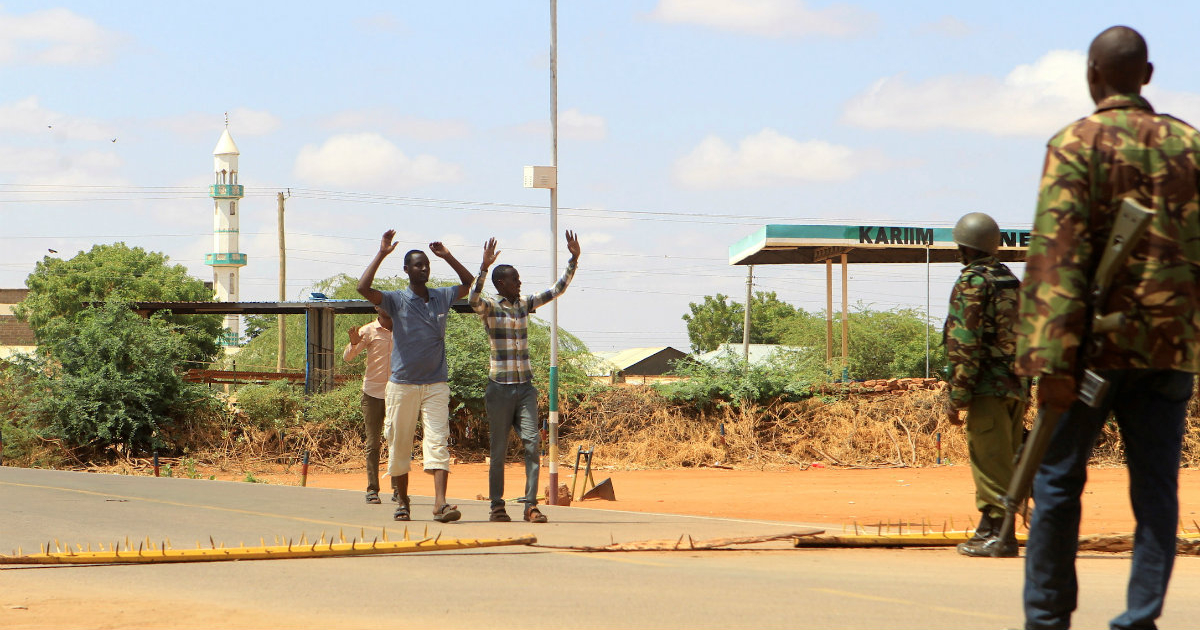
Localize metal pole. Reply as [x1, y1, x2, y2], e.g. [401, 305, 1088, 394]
[925, 246, 931, 378]
[840, 253, 849, 381]
[742, 265, 752, 368]
[825, 259, 833, 365]
[546, 0, 560, 505]
[277, 192, 287, 372]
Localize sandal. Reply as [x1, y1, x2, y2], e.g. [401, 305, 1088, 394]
[393, 498, 410, 521]
[490, 507, 512, 522]
[365, 490, 381, 504]
[433, 504, 461, 523]
[524, 506, 548, 523]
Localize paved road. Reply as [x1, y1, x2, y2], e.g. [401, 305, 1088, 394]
[2, 467, 1199, 629]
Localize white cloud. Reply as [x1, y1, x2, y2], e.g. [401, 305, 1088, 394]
[0, 96, 117, 141]
[0, 7, 121, 66]
[842, 50, 1092, 136]
[323, 110, 469, 141]
[155, 108, 281, 137]
[514, 108, 607, 142]
[561, 108, 607, 141]
[648, 0, 875, 38]
[293, 133, 463, 188]
[673, 128, 863, 189]
[0, 146, 123, 185]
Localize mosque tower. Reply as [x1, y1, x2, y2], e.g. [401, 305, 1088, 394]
[205, 119, 247, 348]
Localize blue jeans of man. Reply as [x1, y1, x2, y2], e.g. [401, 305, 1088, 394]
[485, 380, 540, 510]
[1024, 369, 1193, 630]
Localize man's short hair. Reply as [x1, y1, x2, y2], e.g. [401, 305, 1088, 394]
[403, 249, 424, 266]
[491, 264, 516, 286]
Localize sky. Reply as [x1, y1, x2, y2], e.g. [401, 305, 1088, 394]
[3, 1, 1200, 355]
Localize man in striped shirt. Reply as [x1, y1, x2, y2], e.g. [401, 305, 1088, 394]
[469, 231, 580, 523]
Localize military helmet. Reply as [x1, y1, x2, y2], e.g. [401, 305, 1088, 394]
[952, 212, 1001, 255]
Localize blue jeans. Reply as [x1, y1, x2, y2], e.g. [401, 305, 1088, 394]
[1024, 369, 1193, 630]
[485, 380, 540, 510]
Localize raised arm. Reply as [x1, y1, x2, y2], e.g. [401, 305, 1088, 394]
[343, 324, 366, 361]
[357, 230, 397, 305]
[530, 230, 581, 309]
[469, 238, 500, 313]
[429, 241, 474, 299]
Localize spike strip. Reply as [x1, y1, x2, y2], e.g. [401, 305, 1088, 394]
[794, 530, 1027, 547]
[1, 534, 536, 565]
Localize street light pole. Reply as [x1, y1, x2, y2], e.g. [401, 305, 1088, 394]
[547, 0, 561, 505]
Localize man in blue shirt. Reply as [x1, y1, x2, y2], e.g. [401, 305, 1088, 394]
[358, 229, 473, 522]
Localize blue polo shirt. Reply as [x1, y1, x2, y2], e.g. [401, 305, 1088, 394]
[379, 285, 458, 385]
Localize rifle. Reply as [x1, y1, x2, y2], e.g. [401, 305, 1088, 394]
[992, 198, 1156, 556]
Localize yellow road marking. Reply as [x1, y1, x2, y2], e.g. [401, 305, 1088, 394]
[810, 588, 1009, 621]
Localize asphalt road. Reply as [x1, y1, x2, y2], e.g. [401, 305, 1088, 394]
[3, 466, 1199, 629]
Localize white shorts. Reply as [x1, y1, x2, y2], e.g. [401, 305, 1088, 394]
[384, 381, 452, 476]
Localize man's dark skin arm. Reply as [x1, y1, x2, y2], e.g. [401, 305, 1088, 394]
[357, 229, 397, 306]
[429, 241, 474, 299]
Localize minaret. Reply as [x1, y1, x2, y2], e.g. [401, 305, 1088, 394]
[205, 117, 247, 348]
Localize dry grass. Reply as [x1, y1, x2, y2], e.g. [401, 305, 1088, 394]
[557, 385, 1200, 470]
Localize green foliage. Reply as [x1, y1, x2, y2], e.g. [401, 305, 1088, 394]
[778, 302, 945, 380]
[0, 360, 62, 467]
[681, 291, 800, 353]
[15, 242, 222, 363]
[235, 380, 303, 430]
[682, 294, 743, 353]
[301, 382, 364, 432]
[657, 346, 828, 409]
[27, 300, 218, 454]
[242, 473, 262, 483]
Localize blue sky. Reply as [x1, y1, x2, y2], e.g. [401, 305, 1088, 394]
[3, 1, 1200, 353]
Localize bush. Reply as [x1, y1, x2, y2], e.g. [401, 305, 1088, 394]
[302, 382, 364, 432]
[657, 346, 828, 409]
[26, 300, 220, 455]
[235, 381, 304, 430]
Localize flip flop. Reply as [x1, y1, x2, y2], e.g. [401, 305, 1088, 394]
[433, 504, 461, 523]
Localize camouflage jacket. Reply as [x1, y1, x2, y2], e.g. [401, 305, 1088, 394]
[944, 256, 1027, 408]
[1016, 94, 1200, 377]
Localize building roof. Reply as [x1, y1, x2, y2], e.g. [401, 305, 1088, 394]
[729, 223, 1030, 265]
[213, 128, 240, 155]
[696, 343, 812, 367]
[588, 346, 690, 376]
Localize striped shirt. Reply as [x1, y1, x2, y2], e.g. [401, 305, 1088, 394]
[468, 260, 577, 384]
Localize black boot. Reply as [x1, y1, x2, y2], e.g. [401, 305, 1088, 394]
[964, 511, 996, 544]
[957, 511, 1017, 558]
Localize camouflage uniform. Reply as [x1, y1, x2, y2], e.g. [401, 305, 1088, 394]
[1019, 94, 1200, 630]
[945, 256, 1027, 517]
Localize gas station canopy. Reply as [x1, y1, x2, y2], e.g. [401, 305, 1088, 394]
[729, 224, 1031, 266]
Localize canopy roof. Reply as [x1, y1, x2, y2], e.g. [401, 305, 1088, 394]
[729, 224, 1031, 265]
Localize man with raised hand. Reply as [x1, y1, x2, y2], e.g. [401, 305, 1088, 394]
[469, 231, 579, 523]
[341, 305, 393, 504]
[357, 230, 474, 523]
[1017, 26, 1200, 629]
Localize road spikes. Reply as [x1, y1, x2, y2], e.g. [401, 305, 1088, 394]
[1, 533, 536, 565]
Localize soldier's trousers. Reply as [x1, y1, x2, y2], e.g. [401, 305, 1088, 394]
[965, 395, 1026, 517]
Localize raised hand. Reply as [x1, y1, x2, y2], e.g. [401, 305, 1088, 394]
[348, 324, 362, 344]
[565, 230, 581, 261]
[380, 230, 398, 256]
[429, 241, 451, 259]
[481, 238, 500, 270]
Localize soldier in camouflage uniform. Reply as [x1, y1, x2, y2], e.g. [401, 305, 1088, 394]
[943, 211, 1028, 559]
[1017, 26, 1200, 630]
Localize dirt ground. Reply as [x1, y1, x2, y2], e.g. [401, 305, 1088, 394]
[211, 462, 1200, 535]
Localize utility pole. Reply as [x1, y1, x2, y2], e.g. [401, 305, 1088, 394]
[277, 192, 287, 372]
[742, 265, 753, 368]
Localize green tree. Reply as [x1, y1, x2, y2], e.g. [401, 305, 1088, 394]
[28, 300, 212, 453]
[14, 243, 222, 363]
[748, 291, 799, 345]
[778, 302, 944, 380]
[682, 294, 744, 353]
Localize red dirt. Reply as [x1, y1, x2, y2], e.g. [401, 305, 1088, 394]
[220, 462, 1200, 535]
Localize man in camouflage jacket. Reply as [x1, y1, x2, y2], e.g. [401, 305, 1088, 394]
[1017, 26, 1200, 630]
[944, 211, 1028, 558]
